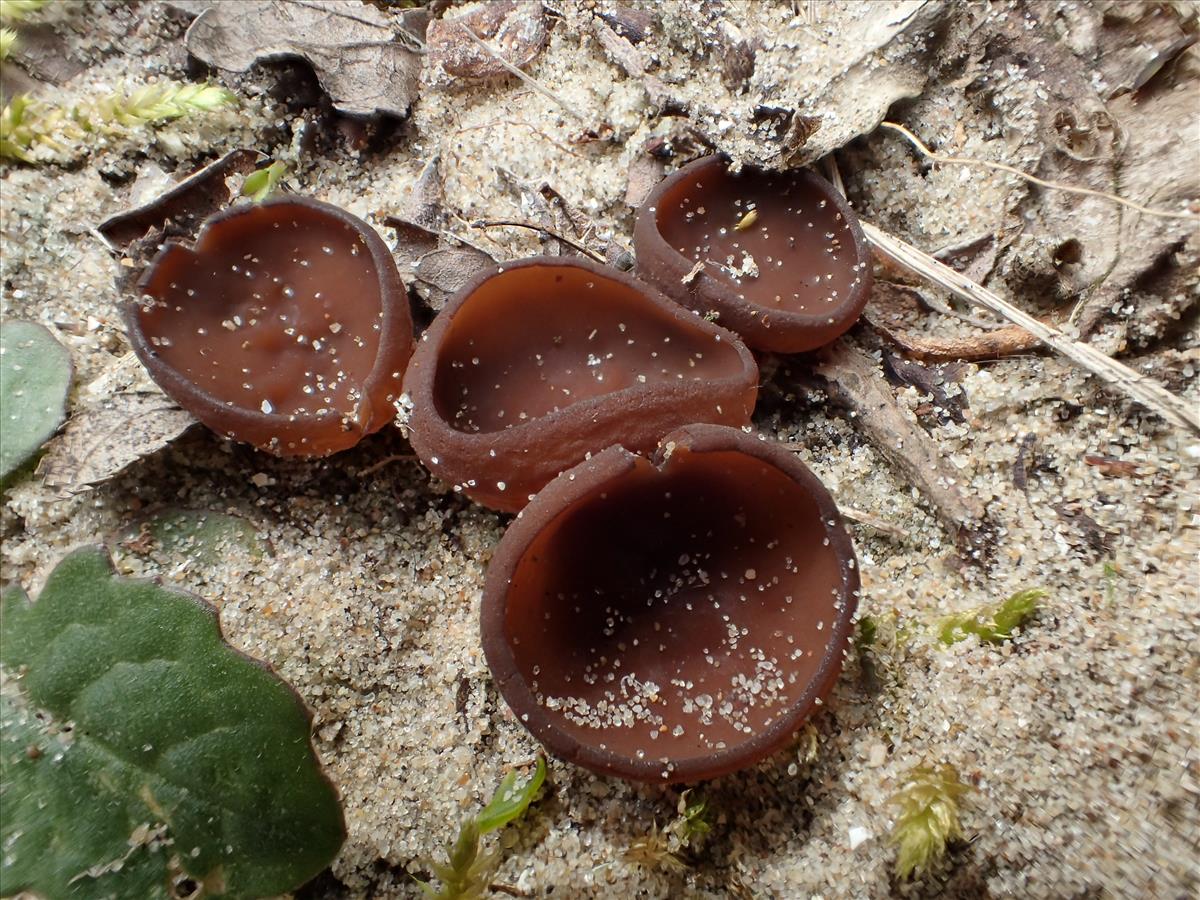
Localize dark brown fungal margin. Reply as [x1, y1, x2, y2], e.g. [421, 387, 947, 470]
[633, 155, 873, 353]
[127, 197, 413, 456]
[404, 256, 759, 512]
[482, 424, 860, 783]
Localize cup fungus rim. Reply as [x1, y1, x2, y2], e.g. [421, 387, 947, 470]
[124, 195, 411, 449]
[634, 154, 874, 335]
[406, 255, 760, 449]
[481, 423, 861, 783]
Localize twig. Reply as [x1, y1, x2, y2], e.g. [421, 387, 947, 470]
[814, 341, 988, 554]
[473, 219, 606, 263]
[357, 454, 417, 477]
[880, 121, 1199, 222]
[458, 25, 587, 123]
[839, 505, 910, 540]
[866, 315, 1043, 362]
[861, 221, 1200, 436]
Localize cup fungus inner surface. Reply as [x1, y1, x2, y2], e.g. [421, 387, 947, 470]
[501, 444, 851, 776]
[432, 264, 748, 434]
[136, 202, 389, 423]
[654, 163, 866, 318]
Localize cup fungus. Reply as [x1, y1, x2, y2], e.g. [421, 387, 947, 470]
[482, 424, 859, 783]
[404, 257, 759, 512]
[127, 197, 412, 456]
[633, 156, 873, 353]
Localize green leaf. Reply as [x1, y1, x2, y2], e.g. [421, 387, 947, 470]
[890, 764, 971, 879]
[938, 588, 1045, 645]
[0, 547, 345, 899]
[474, 755, 546, 834]
[241, 161, 288, 202]
[1, 320, 72, 484]
[420, 757, 546, 899]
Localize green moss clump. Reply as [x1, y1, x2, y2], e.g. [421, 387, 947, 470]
[938, 588, 1045, 646]
[890, 764, 971, 879]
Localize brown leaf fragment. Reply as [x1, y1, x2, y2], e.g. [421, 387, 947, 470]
[717, 23, 759, 94]
[1053, 500, 1112, 558]
[778, 0, 951, 168]
[596, 4, 656, 44]
[428, 1, 548, 82]
[186, 0, 427, 118]
[816, 340, 987, 555]
[383, 163, 495, 312]
[413, 245, 497, 310]
[932, 232, 1001, 285]
[1083, 454, 1142, 478]
[590, 17, 679, 111]
[97, 148, 262, 291]
[403, 156, 446, 233]
[779, 114, 823, 165]
[625, 146, 667, 208]
[881, 353, 969, 424]
[1091, 2, 1197, 98]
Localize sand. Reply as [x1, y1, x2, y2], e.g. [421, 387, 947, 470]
[2, 1, 1198, 897]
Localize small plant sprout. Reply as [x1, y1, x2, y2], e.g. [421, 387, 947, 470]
[242, 160, 288, 202]
[938, 587, 1045, 646]
[419, 755, 547, 899]
[1, 80, 235, 162]
[0, 27, 16, 61]
[623, 790, 713, 871]
[1102, 561, 1119, 604]
[889, 764, 971, 880]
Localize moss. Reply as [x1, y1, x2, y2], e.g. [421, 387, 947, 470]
[938, 588, 1045, 646]
[890, 764, 971, 879]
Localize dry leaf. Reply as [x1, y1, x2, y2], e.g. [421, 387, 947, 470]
[428, 1, 548, 82]
[38, 356, 196, 496]
[186, 0, 428, 118]
[97, 147, 261, 289]
[756, 0, 951, 168]
[596, 4, 656, 44]
[815, 340, 988, 554]
[625, 147, 667, 208]
[962, 6, 1199, 352]
[384, 159, 495, 311]
[413, 246, 496, 308]
[1088, 2, 1197, 98]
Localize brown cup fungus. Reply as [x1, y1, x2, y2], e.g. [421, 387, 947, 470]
[633, 156, 872, 353]
[482, 424, 859, 782]
[128, 197, 412, 456]
[404, 257, 759, 512]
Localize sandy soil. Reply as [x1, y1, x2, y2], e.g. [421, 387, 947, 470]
[2, 1, 1198, 898]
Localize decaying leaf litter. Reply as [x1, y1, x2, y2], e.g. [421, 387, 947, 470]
[1, 0, 1197, 897]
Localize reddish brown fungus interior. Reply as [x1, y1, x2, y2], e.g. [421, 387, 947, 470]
[432, 265, 746, 434]
[137, 204, 385, 420]
[504, 448, 847, 768]
[655, 166, 865, 317]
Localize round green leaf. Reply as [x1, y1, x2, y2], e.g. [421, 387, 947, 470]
[0, 320, 72, 481]
[0, 547, 345, 899]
